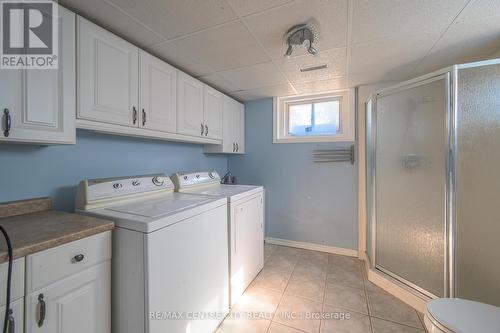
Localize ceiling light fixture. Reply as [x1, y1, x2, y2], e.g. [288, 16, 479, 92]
[283, 20, 320, 58]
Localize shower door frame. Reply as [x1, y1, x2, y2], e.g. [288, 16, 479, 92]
[366, 70, 456, 300]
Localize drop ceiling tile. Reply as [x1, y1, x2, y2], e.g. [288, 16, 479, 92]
[293, 77, 347, 94]
[348, 70, 410, 87]
[228, 0, 295, 17]
[231, 83, 296, 101]
[153, 21, 269, 75]
[216, 62, 288, 91]
[413, 16, 500, 76]
[199, 73, 241, 93]
[150, 44, 215, 77]
[60, 0, 164, 47]
[349, 33, 438, 77]
[107, 0, 237, 40]
[351, 0, 469, 44]
[244, 0, 348, 59]
[277, 47, 346, 83]
[455, 0, 500, 24]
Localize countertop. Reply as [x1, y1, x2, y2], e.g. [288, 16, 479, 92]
[0, 197, 114, 263]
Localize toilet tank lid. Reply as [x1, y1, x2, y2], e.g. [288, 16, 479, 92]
[427, 298, 500, 333]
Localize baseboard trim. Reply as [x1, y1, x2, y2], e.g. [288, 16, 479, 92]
[265, 237, 358, 257]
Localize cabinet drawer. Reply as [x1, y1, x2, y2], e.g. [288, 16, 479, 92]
[26, 231, 111, 293]
[0, 258, 24, 307]
[0, 297, 23, 333]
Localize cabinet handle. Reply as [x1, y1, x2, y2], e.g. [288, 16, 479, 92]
[233, 142, 236, 152]
[132, 107, 138, 125]
[205, 124, 208, 136]
[236, 143, 239, 152]
[142, 109, 146, 126]
[72, 254, 85, 263]
[200, 123, 204, 136]
[37, 294, 46, 327]
[3, 108, 11, 137]
[7, 309, 14, 333]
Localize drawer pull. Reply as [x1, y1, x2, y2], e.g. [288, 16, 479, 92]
[132, 107, 137, 125]
[72, 254, 85, 263]
[37, 294, 46, 327]
[3, 109, 11, 137]
[7, 309, 14, 333]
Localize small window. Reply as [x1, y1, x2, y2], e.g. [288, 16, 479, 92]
[274, 90, 354, 143]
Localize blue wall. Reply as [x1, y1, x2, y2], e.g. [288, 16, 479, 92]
[0, 130, 228, 211]
[228, 99, 358, 250]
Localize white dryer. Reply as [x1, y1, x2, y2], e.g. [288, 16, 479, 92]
[75, 174, 229, 333]
[171, 171, 264, 306]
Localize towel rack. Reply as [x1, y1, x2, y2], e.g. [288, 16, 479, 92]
[313, 145, 355, 165]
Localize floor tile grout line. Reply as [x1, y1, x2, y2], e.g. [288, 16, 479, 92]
[369, 314, 426, 330]
[360, 261, 376, 333]
[265, 250, 298, 332]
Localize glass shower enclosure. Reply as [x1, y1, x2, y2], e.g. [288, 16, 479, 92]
[366, 59, 500, 306]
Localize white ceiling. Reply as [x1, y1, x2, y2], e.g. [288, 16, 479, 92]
[61, 0, 500, 101]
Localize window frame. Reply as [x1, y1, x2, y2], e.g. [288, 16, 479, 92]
[273, 89, 355, 143]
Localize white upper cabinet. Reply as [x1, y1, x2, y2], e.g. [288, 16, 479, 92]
[139, 51, 177, 133]
[77, 16, 139, 127]
[204, 96, 245, 154]
[222, 97, 235, 153]
[203, 86, 223, 140]
[234, 101, 245, 154]
[0, 6, 75, 144]
[75, 14, 238, 145]
[177, 72, 204, 137]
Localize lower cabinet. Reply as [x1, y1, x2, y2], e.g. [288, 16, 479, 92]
[0, 232, 113, 333]
[24, 231, 111, 333]
[25, 262, 110, 333]
[0, 298, 24, 333]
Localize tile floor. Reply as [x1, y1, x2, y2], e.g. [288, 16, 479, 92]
[217, 244, 426, 333]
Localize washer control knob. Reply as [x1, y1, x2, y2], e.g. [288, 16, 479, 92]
[209, 172, 215, 179]
[196, 174, 200, 179]
[113, 183, 122, 189]
[183, 176, 188, 180]
[132, 181, 141, 186]
[152, 177, 165, 186]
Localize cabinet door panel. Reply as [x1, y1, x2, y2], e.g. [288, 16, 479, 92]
[25, 262, 110, 333]
[234, 102, 245, 154]
[78, 16, 138, 127]
[177, 72, 204, 137]
[139, 51, 177, 133]
[0, 6, 75, 144]
[203, 86, 223, 140]
[222, 96, 235, 153]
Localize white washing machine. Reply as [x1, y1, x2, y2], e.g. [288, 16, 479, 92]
[171, 171, 264, 306]
[75, 174, 229, 333]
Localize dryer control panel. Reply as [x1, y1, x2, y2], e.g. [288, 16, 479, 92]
[171, 171, 221, 190]
[76, 174, 174, 210]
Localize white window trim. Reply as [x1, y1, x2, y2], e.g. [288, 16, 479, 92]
[273, 89, 355, 143]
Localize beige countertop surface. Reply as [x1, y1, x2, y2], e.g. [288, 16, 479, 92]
[0, 197, 114, 263]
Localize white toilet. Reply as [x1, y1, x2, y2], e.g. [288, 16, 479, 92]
[424, 298, 500, 333]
